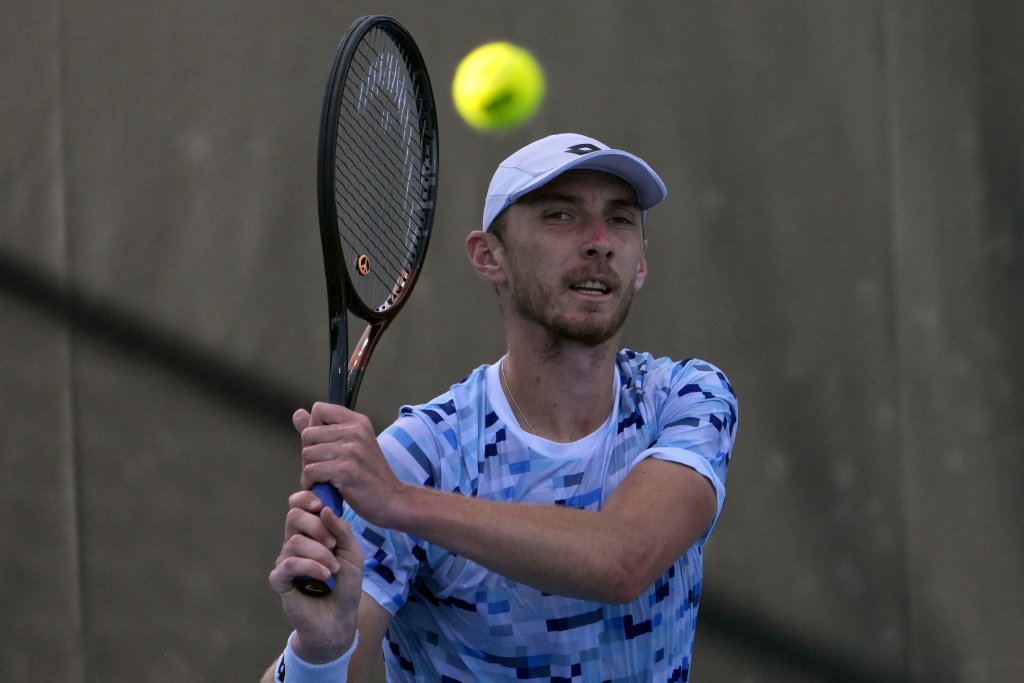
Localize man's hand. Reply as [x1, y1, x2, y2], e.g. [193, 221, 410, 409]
[293, 403, 409, 529]
[267, 490, 363, 663]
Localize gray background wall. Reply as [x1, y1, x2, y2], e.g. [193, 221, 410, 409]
[2, 1, 1021, 681]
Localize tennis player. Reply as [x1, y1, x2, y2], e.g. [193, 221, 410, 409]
[263, 133, 739, 682]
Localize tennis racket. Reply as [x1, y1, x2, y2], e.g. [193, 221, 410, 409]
[293, 15, 439, 597]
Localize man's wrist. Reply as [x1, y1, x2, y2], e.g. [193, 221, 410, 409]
[277, 630, 358, 682]
[291, 625, 357, 664]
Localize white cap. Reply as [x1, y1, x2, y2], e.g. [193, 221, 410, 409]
[482, 133, 667, 230]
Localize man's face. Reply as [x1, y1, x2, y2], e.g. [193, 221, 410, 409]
[495, 169, 648, 347]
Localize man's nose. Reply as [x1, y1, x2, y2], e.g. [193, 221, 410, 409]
[581, 217, 614, 258]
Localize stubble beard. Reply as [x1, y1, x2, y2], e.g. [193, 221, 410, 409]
[508, 262, 636, 348]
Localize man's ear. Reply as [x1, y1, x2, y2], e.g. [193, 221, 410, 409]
[634, 240, 648, 290]
[466, 230, 507, 284]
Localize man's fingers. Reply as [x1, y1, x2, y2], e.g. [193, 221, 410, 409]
[269, 555, 335, 594]
[292, 408, 311, 435]
[284, 505, 336, 547]
[299, 418, 375, 450]
[276, 533, 341, 575]
[321, 506, 350, 538]
[281, 532, 340, 567]
[320, 508, 364, 567]
[309, 401, 346, 427]
[307, 402, 372, 431]
[288, 489, 324, 512]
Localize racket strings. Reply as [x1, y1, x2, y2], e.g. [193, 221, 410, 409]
[333, 28, 431, 311]
[336, 154, 425, 306]
[336, 113, 423, 235]
[335, 130, 425, 267]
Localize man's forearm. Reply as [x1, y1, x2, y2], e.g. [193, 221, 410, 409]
[396, 485, 633, 600]
[384, 458, 715, 603]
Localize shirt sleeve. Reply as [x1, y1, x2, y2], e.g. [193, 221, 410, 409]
[343, 412, 443, 616]
[637, 359, 739, 539]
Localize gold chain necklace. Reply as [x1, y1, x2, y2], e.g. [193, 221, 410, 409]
[500, 358, 538, 434]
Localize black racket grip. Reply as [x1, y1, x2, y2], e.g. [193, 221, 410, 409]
[292, 482, 345, 597]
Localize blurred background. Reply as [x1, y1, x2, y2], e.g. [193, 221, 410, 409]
[2, 1, 1021, 681]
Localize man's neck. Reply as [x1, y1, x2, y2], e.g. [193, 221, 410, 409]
[501, 339, 619, 443]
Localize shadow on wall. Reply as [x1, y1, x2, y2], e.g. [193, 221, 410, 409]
[0, 249, 303, 435]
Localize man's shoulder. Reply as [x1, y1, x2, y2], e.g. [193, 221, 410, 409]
[614, 350, 737, 413]
[616, 348, 729, 379]
[380, 364, 494, 488]
[384, 363, 495, 451]
[396, 362, 491, 421]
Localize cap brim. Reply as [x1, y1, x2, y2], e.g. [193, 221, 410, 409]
[508, 149, 667, 210]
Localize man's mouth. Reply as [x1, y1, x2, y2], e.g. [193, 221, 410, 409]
[570, 279, 612, 295]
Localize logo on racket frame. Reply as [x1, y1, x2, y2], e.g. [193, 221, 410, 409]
[356, 254, 371, 276]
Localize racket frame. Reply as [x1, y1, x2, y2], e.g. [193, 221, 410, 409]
[316, 14, 438, 409]
[295, 15, 438, 598]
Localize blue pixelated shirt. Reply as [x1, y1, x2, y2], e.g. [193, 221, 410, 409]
[345, 350, 738, 682]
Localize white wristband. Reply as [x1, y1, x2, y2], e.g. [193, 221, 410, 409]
[275, 630, 359, 682]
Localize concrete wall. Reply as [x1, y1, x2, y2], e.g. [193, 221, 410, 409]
[1, 1, 1021, 680]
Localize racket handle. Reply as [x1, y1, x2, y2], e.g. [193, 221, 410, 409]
[291, 482, 345, 597]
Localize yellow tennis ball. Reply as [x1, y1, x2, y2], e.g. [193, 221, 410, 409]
[452, 42, 546, 132]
